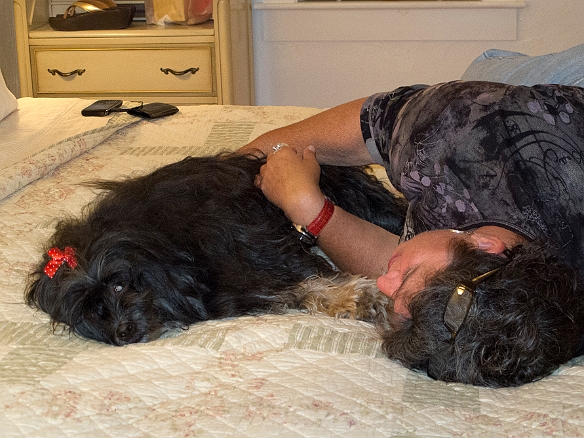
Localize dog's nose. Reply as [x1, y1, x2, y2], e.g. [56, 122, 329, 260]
[116, 322, 136, 345]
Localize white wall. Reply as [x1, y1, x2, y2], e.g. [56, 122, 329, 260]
[252, 0, 584, 107]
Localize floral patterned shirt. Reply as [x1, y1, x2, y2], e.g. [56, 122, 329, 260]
[361, 81, 584, 276]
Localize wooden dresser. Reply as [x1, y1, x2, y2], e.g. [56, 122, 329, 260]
[12, 0, 253, 105]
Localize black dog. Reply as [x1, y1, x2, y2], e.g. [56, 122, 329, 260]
[26, 153, 406, 345]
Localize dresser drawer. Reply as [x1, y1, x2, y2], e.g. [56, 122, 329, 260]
[31, 46, 215, 96]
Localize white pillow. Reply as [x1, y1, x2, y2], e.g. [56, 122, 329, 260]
[0, 69, 18, 122]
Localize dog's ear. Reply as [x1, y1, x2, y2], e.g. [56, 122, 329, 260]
[25, 270, 81, 334]
[135, 266, 212, 324]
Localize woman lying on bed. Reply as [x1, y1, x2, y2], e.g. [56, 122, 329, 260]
[240, 81, 584, 387]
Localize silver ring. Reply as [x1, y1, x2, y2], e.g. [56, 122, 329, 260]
[272, 143, 288, 154]
[451, 229, 474, 235]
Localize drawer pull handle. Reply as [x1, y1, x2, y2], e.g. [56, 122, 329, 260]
[160, 67, 200, 76]
[48, 68, 86, 77]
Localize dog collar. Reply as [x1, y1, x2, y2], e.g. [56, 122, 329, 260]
[293, 198, 335, 245]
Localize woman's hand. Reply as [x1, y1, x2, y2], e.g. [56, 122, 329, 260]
[256, 143, 400, 278]
[255, 144, 326, 226]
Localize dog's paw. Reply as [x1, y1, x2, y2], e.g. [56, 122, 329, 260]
[353, 280, 392, 330]
[297, 274, 391, 326]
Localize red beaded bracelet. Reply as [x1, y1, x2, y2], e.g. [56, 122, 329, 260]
[293, 198, 335, 245]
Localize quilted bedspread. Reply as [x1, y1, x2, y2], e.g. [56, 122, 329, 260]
[1, 100, 583, 437]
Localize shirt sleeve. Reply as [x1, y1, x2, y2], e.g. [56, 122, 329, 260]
[360, 85, 427, 166]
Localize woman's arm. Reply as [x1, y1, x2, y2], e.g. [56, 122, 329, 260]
[240, 97, 375, 166]
[255, 145, 398, 278]
[316, 204, 400, 278]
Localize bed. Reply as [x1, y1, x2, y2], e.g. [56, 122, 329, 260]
[2, 47, 584, 436]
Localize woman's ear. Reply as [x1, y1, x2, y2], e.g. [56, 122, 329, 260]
[469, 233, 508, 255]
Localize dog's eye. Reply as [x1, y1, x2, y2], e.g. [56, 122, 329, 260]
[108, 283, 125, 294]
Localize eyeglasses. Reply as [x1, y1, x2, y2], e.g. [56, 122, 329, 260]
[443, 258, 510, 341]
[427, 250, 512, 380]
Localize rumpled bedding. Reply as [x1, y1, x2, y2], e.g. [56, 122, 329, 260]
[0, 98, 583, 437]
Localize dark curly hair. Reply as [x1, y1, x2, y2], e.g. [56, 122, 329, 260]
[381, 239, 584, 387]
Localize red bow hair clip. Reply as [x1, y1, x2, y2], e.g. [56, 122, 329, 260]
[44, 247, 78, 278]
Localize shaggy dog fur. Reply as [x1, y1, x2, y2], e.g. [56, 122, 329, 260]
[26, 153, 406, 345]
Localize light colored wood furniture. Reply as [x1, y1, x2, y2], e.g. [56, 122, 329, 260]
[13, 0, 253, 104]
